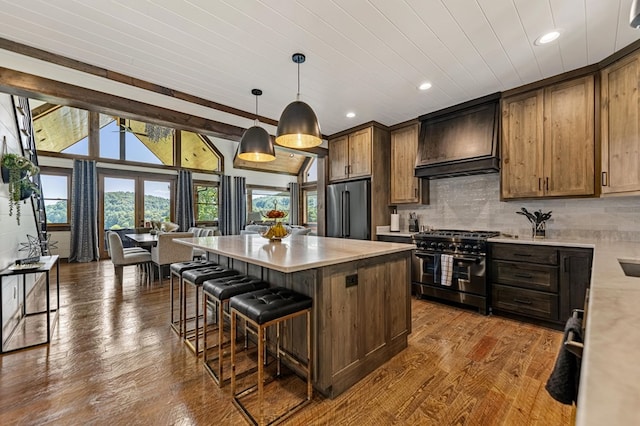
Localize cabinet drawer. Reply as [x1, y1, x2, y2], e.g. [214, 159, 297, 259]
[492, 261, 558, 292]
[491, 244, 558, 265]
[492, 284, 559, 321]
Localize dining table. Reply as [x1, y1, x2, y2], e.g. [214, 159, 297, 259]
[125, 233, 158, 247]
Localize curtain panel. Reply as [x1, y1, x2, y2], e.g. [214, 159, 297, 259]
[234, 176, 246, 233]
[69, 159, 99, 262]
[288, 182, 300, 225]
[219, 175, 233, 235]
[175, 170, 195, 231]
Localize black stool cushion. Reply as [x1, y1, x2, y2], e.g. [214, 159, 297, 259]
[203, 276, 268, 301]
[230, 287, 312, 325]
[182, 266, 238, 285]
[170, 260, 217, 274]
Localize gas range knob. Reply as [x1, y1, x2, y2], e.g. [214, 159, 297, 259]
[437, 242, 445, 250]
[448, 243, 456, 251]
[463, 244, 472, 251]
[430, 242, 437, 249]
[472, 245, 480, 252]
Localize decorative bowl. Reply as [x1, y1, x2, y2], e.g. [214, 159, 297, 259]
[260, 231, 291, 242]
[260, 222, 290, 241]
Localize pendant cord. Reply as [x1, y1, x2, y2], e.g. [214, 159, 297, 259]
[297, 62, 301, 101]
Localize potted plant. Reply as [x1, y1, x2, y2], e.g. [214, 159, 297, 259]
[1, 152, 40, 225]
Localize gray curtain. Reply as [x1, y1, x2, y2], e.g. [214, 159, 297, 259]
[219, 175, 233, 235]
[69, 159, 99, 262]
[175, 170, 194, 231]
[288, 182, 300, 225]
[234, 176, 247, 232]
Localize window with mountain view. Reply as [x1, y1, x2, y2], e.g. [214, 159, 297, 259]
[246, 187, 290, 223]
[40, 173, 70, 225]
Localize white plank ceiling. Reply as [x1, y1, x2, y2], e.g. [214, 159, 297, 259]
[0, 0, 639, 135]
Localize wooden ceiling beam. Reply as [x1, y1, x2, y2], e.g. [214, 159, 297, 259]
[0, 66, 327, 156]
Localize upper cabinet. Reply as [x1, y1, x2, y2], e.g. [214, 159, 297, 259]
[390, 123, 428, 204]
[601, 50, 640, 195]
[501, 75, 595, 199]
[328, 127, 372, 181]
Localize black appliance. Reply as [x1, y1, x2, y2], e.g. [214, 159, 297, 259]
[327, 180, 370, 240]
[412, 229, 499, 314]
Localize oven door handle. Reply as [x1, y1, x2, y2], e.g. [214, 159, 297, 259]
[414, 252, 481, 263]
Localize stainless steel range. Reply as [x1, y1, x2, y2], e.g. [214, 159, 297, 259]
[411, 229, 500, 315]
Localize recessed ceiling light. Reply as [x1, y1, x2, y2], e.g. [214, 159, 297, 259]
[419, 82, 432, 91]
[535, 30, 561, 45]
[346, 112, 356, 118]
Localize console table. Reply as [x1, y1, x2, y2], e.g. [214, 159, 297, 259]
[0, 255, 60, 354]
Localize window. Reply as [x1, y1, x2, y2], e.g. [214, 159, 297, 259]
[304, 189, 318, 234]
[194, 183, 219, 225]
[246, 186, 290, 223]
[33, 105, 89, 156]
[304, 157, 317, 182]
[40, 171, 71, 226]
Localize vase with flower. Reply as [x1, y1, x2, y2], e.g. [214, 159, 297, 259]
[516, 207, 552, 239]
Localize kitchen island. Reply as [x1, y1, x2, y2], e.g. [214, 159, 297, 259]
[177, 234, 415, 398]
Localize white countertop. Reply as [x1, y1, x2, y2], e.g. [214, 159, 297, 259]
[176, 234, 415, 273]
[376, 225, 415, 238]
[492, 236, 640, 425]
[575, 241, 640, 426]
[488, 235, 594, 248]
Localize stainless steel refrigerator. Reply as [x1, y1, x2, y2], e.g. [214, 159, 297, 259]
[326, 180, 371, 240]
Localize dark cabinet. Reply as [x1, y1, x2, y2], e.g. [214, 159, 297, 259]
[490, 243, 592, 328]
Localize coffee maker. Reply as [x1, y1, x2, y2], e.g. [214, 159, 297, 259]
[408, 212, 419, 232]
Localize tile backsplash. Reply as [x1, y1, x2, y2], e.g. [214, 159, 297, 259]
[396, 174, 640, 242]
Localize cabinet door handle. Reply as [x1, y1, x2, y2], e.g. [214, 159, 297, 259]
[414, 187, 418, 197]
[538, 178, 542, 191]
[602, 171, 608, 186]
[546, 177, 549, 191]
[513, 253, 532, 257]
[514, 273, 533, 279]
[514, 298, 533, 305]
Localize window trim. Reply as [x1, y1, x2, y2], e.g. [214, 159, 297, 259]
[39, 166, 72, 231]
[193, 180, 219, 226]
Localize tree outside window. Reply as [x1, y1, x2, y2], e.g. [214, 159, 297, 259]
[40, 173, 70, 225]
[195, 184, 219, 225]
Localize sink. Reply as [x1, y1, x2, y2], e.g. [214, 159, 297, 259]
[618, 258, 640, 277]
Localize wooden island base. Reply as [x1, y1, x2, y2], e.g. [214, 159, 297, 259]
[180, 235, 413, 398]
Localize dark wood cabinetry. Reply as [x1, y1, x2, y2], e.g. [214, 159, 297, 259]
[490, 242, 592, 328]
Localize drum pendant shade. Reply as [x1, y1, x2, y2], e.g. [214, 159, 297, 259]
[237, 89, 276, 162]
[276, 100, 322, 149]
[276, 53, 322, 149]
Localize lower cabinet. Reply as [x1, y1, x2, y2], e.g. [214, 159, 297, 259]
[490, 242, 592, 328]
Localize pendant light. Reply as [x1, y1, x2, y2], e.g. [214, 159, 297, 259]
[276, 53, 322, 149]
[237, 89, 276, 162]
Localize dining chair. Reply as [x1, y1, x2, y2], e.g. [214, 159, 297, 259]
[151, 231, 195, 284]
[107, 232, 152, 284]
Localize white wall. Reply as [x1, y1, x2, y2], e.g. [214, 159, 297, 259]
[396, 174, 640, 242]
[0, 93, 39, 332]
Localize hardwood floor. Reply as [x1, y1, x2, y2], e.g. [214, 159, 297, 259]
[0, 260, 573, 425]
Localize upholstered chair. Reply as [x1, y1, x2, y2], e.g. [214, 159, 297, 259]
[187, 227, 215, 259]
[107, 232, 152, 284]
[151, 231, 195, 284]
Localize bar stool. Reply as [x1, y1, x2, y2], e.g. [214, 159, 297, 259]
[168, 260, 217, 336]
[202, 275, 268, 386]
[181, 266, 239, 354]
[230, 287, 313, 426]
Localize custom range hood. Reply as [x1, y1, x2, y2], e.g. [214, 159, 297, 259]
[415, 93, 500, 179]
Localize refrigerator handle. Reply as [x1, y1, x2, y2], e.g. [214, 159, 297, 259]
[344, 190, 350, 237]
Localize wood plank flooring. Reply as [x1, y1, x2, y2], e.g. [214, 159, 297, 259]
[0, 260, 573, 425]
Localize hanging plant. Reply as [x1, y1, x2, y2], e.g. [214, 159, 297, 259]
[144, 123, 173, 142]
[1, 152, 40, 225]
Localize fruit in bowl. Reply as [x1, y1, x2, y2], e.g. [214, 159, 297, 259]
[262, 222, 290, 241]
[262, 209, 288, 219]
